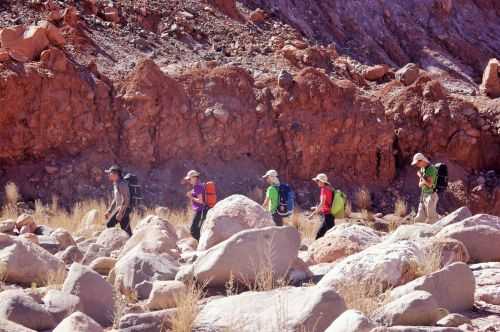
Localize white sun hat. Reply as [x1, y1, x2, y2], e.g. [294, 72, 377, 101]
[312, 173, 330, 185]
[411, 153, 430, 166]
[262, 169, 278, 178]
[184, 170, 200, 180]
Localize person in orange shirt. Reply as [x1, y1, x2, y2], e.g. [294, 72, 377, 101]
[309, 173, 335, 239]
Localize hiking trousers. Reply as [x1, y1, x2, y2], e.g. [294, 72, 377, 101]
[272, 213, 283, 226]
[415, 192, 439, 224]
[191, 206, 208, 241]
[107, 208, 132, 237]
[316, 213, 335, 239]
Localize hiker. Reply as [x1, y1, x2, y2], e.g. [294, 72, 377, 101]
[185, 170, 209, 241]
[309, 173, 334, 239]
[104, 165, 132, 236]
[412, 153, 439, 223]
[262, 169, 283, 226]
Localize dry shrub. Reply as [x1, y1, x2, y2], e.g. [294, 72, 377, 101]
[361, 209, 375, 222]
[355, 187, 372, 210]
[247, 186, 264, 203]
[416, 246, 445, 277]
[344, 200, 352, 218]
[45, 268, 67, 289]
[130, 206, 191, 230]
[394, 198, 408, 217]
[286, 210, 318, 242]
[1, 182, 20, 219]
[171, 281, 206, 332]
[335, 277, 392, 317]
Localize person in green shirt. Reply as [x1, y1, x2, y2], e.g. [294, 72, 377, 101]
[262, 169, 283, 226]
[412, 153, 439, 223]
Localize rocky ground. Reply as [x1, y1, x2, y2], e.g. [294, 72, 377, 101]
[0, 0, 498, 216]
[1, 195, 500, 331]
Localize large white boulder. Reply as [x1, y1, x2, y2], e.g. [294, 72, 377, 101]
[390, 262, 475, 312]
[433, 207, 472, 230]
[42, 289, 83, 322]
[145, 280, 187, 310]
[190, 226, 300, 287]
[62, 263, 114, 326]
[325, 309, 376, 332]
[0, 233, 65, 285]
[317, 240, 424, 290]
[307, 224, 381, 264]
[95, 227, 129, 252]
[194, 286, 346, 332]
[0, 318, 36, 332]
[471, 262, 500, 306]
[383, 223, 436, 244]
[436, 214, 500, 262]
[198, 194, 274, 250]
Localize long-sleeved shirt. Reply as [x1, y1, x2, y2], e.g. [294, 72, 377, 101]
[107, 179, 130, 218]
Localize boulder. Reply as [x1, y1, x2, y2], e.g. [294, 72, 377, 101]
[15, 214, 36, 233]
[18, 233, 38, 244]
[119, 215, 178, 259]
[364, 64, 389, 81]
[51, 228, 76, 250]
[325, 309, 376, 332]
[145, 280, 187, 310]
[37, 20, 65, 46]
[195, 286, 346, 332]
[318, 241, 424, 290]
[307, 224, 381, 264]
[436, 214, 500, 262]
[420, 237, 470, 267]
[471, 262, 500, 305]
[192, 226, 300, 287]
[0, 318, 36, 332]
[89, 257, 116, 275]
[0, 233, 65, 285]
[42, 289, 83, 322]
[278, 69, 295, 89]
[436, 313, 471, 327]
[198, 194, 274, 250]
[111, 218, 180, 299]
[81, 209, 100, 231]
[56, 245, 84, 265]
[62, 263, 114, 326]
[249, 8, 267, 24]
[433, 207, 472, 230]
[53, 311, 103, 332]
[390, 262, 475, 312]
[81, 243, 111, 265]
[37, 235, 60, 253]
[118, 309, 175, 332]
[396, 63, 420, 85]
[0, 290, 56, 330]
[383, 223, 436, 244]
[374, 291, 444, 326]
[371, 326, 462, 331]
[95, 227, 129, 252]
[480, 58, 500, 98]
[0, 219, 15, 233]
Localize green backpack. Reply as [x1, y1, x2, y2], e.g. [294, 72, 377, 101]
[330, 189, 347, 218]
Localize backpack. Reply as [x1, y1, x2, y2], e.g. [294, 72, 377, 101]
[434, 163, 448, 193]
[204, 181, 217, 208]
[123, 173, 143, 208]
[277, 184, 295, 217]
[330, 189, 347, 218]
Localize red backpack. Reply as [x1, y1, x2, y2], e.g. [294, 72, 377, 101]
[204, 181, 217, 208]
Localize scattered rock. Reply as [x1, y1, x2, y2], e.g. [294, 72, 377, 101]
[390, 262, 475, 312]
[62, 263, 114, 326]
[51, 228, 77, 250]
[89, 257, 116, 275]
[307, 224, 381, 264]
[0, 219, 16, 233]
[374, 290, 444, 326]
[325, 309, 376, 332]
[195, 286, 346, 331]
[145, 280, 186, 310]
[396, 63, 420, 86]
[118, 309, 176, 332]
[198, 194, 273, 250]
[0, 317, 37, 332]
[0, 233, 65, 285]
[0, 290, 57, 331]
[480, 58, 500, 98]
[278, 69, 294, 89]
[436, 313, 471, 327]
[42, 289, 83, 322]
[53, 311, 103, 332]
[192, 226, 300, 287]
[364, 64, 389, 81]
[95, 227, 129, 252]
[433, 207, 472, 229]
[56, 245, 84, 265]
[249, 8, 266, 24]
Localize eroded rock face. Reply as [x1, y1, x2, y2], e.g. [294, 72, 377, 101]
[480, 58, 500, 98]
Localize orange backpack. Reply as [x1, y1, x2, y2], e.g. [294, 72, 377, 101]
[204, 181, 217, 208]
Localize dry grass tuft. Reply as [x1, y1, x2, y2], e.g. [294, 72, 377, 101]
[335, 277, 392, 317]
[415, 247, 444, 277]
[361, 209, 375, 222]
[394, 198, 408, 217]
[355, 187, 372, 211]
[45, 268, 67, 289]
[344, 200, 352, 218]
[2, 182, 20, 219]
[171, 281, 206, 332]
[285, 210, 318, 242]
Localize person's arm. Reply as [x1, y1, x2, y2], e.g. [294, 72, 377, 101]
[309, 194, 325, 219]
[262, 196, 270, 210]
[192, 193, 204, 205]
[116, 183, 130, 221]
[105, 198, 116, 219]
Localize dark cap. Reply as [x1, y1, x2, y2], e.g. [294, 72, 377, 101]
[105, 165, 122, 174]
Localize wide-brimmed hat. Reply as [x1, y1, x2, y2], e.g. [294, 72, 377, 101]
[411, 153, 430, 166]
[312, 173, 330, 185]
[184, 170, 200, 180]
[105, 165, 121, 174]
[262, 169, 278, 178]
